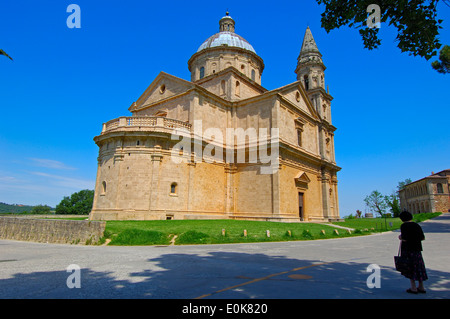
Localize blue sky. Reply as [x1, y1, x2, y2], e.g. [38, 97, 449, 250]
[1, 0, 449, 216]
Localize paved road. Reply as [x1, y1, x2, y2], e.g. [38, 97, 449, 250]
[1, 214, 449, 300]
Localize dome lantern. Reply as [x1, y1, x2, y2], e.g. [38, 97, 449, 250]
[219, 11, 235, 32]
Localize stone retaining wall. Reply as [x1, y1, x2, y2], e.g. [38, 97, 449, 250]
[0, 217, 106, 245]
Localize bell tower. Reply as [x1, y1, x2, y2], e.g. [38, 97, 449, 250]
[295, 26, 325, 90]
[295, 26, 333, 126]
[295, 27, 338, 220]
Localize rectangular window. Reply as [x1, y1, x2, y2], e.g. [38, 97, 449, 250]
[297, 129, 302, 147]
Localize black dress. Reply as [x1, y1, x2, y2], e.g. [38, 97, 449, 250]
[400, 221, 428, 281]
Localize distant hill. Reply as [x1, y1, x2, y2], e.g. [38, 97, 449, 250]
[0, 202, 35, 214]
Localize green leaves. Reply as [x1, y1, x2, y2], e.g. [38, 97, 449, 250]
[364, 190, 388, 217]
[316, 0, 444, 61]
[30, 204, 52, 214]
[55, 189, 94, 215]
[431, 45, 450, 73]
[0, 49, 13, 61]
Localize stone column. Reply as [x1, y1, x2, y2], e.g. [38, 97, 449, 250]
[321, 168, 330, 219]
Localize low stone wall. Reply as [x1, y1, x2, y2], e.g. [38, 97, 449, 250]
[0, 216, 106, 245]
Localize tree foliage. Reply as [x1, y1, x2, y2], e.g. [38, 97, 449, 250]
[316, 0, 445, 61]
[384, 192, 401, 217]
[0, 49, 13, 61]
[55, 189, 94, 215]
[31, 204, 52, 214]
[397, 178, 413, 190]
[364, 178, 413, 218]
[432, 44, 450, 73]
[364, 190, 388, 217]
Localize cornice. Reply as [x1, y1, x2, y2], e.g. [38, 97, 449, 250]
[187, 46, 265, 73]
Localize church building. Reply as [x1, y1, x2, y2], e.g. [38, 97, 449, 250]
[89, 13, 342, 222]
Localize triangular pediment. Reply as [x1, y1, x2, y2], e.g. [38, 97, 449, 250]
[195, 67, 267, 101]
[129, 72, 194, 112]
[295, 171, 311, 183]
[276, 81, 320, 121]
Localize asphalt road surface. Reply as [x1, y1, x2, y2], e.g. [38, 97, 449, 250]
[1, 214, 449, 300]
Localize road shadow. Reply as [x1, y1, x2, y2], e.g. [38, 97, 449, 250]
[1, 250, 449, 299]
[419, 214, 450, 234]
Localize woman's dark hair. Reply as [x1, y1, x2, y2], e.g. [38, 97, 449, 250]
[399, 211, 413, 222]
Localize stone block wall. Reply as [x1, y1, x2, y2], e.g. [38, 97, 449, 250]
[0, 217, 106, 244]
[434, 194, 450, 213]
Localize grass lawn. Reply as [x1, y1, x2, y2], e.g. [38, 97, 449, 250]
[4, 212, 441, 245]
[101, 212, 442, 246]
[104, 219, 364, 246]
[332, 217, 403, 232]
[332, 212, 441, 232]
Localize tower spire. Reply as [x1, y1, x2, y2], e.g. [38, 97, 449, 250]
[300, 26, 320, 55]
[295, 26, 326, 88]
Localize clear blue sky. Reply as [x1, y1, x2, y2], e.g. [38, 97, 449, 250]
[1, 1, 449, 216]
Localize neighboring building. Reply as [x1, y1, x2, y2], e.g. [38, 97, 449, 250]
[399, 169, 450, 214]
[89, 13, 341, 222]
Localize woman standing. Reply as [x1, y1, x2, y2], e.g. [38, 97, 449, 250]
[398, 211, 428, 294]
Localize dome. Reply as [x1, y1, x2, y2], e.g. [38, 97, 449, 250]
[196, 13, 257, 54]
[197, 32, 256, 53]
[188, 13, 264, 84]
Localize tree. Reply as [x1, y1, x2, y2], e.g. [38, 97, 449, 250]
[397, 178, 413, 191]
[31, 204, 52, 214]
[316, 0, 446, 63]
[55, 189, 94, 215]
[432, 45, 450, 73]
[384, 192, 401, 217]
[0, 49, 13, 61]
[364, 190, 388, 217]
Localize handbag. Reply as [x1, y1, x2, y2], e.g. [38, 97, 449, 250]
[394, 242, 410, 273]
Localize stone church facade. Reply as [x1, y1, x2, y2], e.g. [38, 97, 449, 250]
[89, 14, 342, 222]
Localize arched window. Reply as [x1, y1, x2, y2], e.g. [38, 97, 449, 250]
[251, 69, 256, 81]
[199, 67, 205, 79]
[102, 181, 107, 194]
[437, 183, 443, 194]
[303, 75, 309, 90]
[235, 81, 240, 96]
